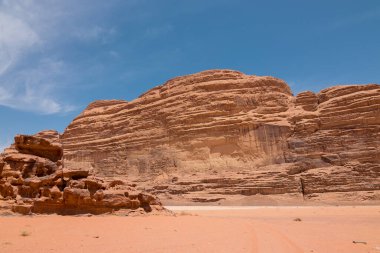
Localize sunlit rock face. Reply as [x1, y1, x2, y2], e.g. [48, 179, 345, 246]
[61, 70, 380, 203]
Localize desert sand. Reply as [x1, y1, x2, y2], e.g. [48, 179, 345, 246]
[1, 206, 379, 253]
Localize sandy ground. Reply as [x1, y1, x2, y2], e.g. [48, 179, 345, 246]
[0, 206, 379, 253]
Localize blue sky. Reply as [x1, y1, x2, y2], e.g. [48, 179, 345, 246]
[0, 0, 379, 150]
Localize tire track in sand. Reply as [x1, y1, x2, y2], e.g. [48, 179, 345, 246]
[251, 221, 304, 253]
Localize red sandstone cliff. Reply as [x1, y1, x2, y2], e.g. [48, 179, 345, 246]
[5, 70, 380, 204]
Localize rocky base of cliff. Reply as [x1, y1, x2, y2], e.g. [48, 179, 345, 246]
[132, 162, 380, 205]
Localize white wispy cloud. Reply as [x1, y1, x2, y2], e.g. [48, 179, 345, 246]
[0, 55, 76, 114]
[0, 11, 40, 75]
[0, 0, 118, 114]
[0, 0, 68, 114]
[144, 24, 173, 39]
[73, 25, 117, 43]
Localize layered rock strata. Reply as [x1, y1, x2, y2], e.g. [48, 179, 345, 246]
[62, 70, 294, 174]
[59, 70, 379, 203]
[0, 133, 163, 214]
[24, 70, 380, 203]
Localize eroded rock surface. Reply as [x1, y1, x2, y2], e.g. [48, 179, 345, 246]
[3, 70, 379, 204]
[59, 70, 379, 203]
[0, 133, 163, 215]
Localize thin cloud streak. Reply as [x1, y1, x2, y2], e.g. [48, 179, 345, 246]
[330, 8, 380, 30]
[0, 11, 40, 75]
[0, 57, 78, 114]
[73, 25, 117, 44]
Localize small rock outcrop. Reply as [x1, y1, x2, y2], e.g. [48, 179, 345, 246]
[0, 132, 163, 215]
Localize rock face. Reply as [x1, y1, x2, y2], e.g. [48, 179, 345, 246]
[62, 70, 294, 173]
[60, 70, 380, 203]
[16, 70, 380, 203]
[0, 132, 163, 214]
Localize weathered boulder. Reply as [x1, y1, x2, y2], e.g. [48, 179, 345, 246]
[14, 135, 63, 162]
[12, 204, 33, 215]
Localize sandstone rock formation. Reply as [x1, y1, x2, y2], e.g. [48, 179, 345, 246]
[6, 70, 380, 204]
[0, 132, 163, 214]
[59, 70, 380, 203]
